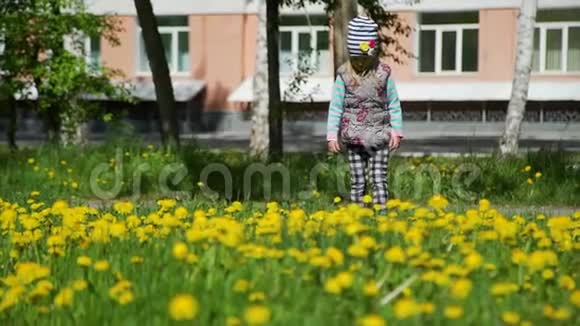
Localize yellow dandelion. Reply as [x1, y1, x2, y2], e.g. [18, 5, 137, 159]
[570, 290, 580, 307]
[76, 256, 92, 267]
[501, 311, 520, 325]
[226, 316, 242, 326]
[428, 194, 449, 210]
[464, 252, 483, 270]
[420, 302, 435, 314]
[384, 246, 406, 263]
[357, 314, 385, 326]
[450, 278, 472, 300]
[326, 247, 344, 266]
[233, 279, 250, 293]
[172, 242, 189, 260]
[444, 305, 463, 319]
[131, 256, 144, 264]
[558, 275, 575, 290]
[72, 280, 88, 291]
[542, 269, 555, 280]
[168, 294, 198, 321]
[324, 278, 342, 294]
[54, 288, 74, 308]
[93, 260, 110, 272]
[244, 305, 271, 325]
[249, 292, 266, 302]
[335, 272, 353, 288]
[363, 281, 380, 297]
[393, 298, 420, 320]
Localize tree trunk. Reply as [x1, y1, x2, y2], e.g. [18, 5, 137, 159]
[249, 0, 270, 161]
[60, 102, 89, 146]
[46, 0, 63, 145]
[41, 92, 61, 145]
[134, 0, 180, 148]
[266, 0, 282, 160]
[499, 0, 538, 156]
[333, 0, 358, 72]
[7, 96, 17, 151]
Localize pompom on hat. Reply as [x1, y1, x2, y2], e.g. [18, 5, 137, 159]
[347, 15, 379, 56]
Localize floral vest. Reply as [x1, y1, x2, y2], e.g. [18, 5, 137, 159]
[338, 62, 392, 148]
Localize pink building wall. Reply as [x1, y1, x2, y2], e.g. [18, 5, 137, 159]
[100, 16, 136, 79]
[479, 9, 518, 81]
[97, 9, 579, 111]
[191, 15, 251, 111]
[389, 9, 520, 82]
[99, 14, 258, 111]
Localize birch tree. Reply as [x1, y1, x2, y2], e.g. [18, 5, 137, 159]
[499, 0, 538, 155]
[248, 0, 414, 160]
[249, 0, 270, 160]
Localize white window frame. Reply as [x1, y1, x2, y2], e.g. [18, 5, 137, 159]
[416, 23, 479, 75]
[136, 25, 190, 76]
[63, 34, 101, 74]
[85, 35, 100, 67]
[279, 25, 331, 76]
[533, 21, 580, 74]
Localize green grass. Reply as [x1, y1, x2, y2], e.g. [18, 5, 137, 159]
[0, 142, 579, 207]
[0, 191, 578, 325]
[0, 142, 579, 325]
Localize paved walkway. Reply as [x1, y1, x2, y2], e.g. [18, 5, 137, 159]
[3, 122, 580, 154]
[187, 122, 580, 154]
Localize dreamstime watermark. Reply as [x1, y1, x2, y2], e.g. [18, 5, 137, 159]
[89, 148, 483, 202]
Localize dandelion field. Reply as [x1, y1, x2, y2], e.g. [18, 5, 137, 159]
[0, 145, 579, 325]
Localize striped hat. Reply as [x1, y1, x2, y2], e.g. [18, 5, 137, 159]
[347, 15, 379, 56]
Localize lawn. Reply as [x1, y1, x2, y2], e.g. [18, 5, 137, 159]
[0, 143, 579, 325]
[1, 142, 579, 206]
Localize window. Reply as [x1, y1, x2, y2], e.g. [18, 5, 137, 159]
[418, 12, 479, 73]
[533, 9, 580, 73]
[279, 15, 331, 75]
[138, 16, 190, 75]
[86, 35, 101, 68]
[63, 34, 100, 71]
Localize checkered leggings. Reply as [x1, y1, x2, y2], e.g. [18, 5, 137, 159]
[347, 145, 390, 206]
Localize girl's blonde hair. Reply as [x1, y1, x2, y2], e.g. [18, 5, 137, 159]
[345, 53, 380, 86]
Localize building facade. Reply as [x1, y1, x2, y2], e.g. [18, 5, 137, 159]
[82, 0, 580, 132]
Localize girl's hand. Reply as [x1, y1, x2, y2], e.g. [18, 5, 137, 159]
[389, 133, 402, 151]
[328, 140, 341, 153]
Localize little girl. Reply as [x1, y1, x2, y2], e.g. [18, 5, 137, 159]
[327, 15, 403, 208]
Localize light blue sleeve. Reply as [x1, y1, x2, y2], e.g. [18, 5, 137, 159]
[326, 76, 345, 141]
[386, 77, 403, 134]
